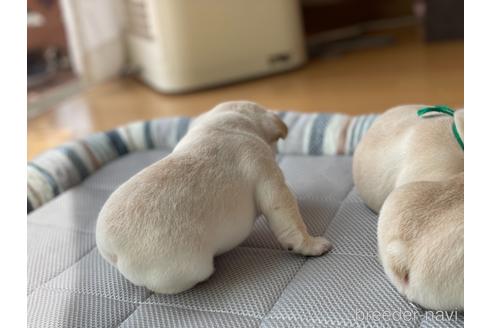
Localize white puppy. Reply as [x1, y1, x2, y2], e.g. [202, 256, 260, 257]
[353, 105, 464, 310]
[96, 101, 332, 294]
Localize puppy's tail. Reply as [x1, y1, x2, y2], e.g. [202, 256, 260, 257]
[95, 227, 118, 266]
[98, 246, 118, 265]
[386, 240, 410, 286]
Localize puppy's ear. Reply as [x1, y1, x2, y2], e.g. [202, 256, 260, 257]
[454, 109, 464, 142]
[264, 112, 288, 142]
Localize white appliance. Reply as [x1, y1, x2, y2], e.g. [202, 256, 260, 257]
[125, 0, 307, 93]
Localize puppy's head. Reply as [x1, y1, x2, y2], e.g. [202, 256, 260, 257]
[204, 101, 288, 143]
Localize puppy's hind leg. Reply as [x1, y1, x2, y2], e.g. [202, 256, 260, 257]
[255, 168, 333, 256]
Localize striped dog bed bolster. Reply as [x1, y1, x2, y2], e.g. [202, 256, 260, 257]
[27, 112, 378, 213]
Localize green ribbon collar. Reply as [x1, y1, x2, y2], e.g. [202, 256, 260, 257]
[417, 105, 464, 150]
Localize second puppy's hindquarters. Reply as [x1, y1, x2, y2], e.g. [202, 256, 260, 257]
[353, 105, 464, 311]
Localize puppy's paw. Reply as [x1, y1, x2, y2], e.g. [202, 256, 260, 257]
[295, 236, 333, 257]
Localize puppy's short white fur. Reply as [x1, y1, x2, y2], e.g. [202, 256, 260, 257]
[96, 101, 332, 294]
[353, 105, 464, 310]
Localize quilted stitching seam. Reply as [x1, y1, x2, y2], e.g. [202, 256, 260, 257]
[116, 292, 154, 328]
[260, 186, 430, 328]
[258, 184, 354, 327]
[33, 286, 265, 320]
[321, 185, 354, 237]
[27, 244, 97, 296]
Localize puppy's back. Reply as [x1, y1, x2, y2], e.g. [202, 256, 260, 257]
[96, 126, 272, 291]
[353, 105, 463, 212]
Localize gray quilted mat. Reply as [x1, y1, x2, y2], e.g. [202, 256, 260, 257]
[27, 150, 464, 327]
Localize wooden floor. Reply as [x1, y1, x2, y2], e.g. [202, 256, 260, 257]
[28, 27, 463, 160]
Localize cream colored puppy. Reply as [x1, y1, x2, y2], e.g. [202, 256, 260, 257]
[96, 101, 332, 294]
[378, 173, 463, 311]
[353, 105, 464, 213]
[353, 105, 464, 310]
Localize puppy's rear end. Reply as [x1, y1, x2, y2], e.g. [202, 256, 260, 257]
[95, 156, 218, 294]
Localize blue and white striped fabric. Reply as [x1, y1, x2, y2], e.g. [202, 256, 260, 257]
[277, 112, 378, 155]
[27, 112, 378, 213]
